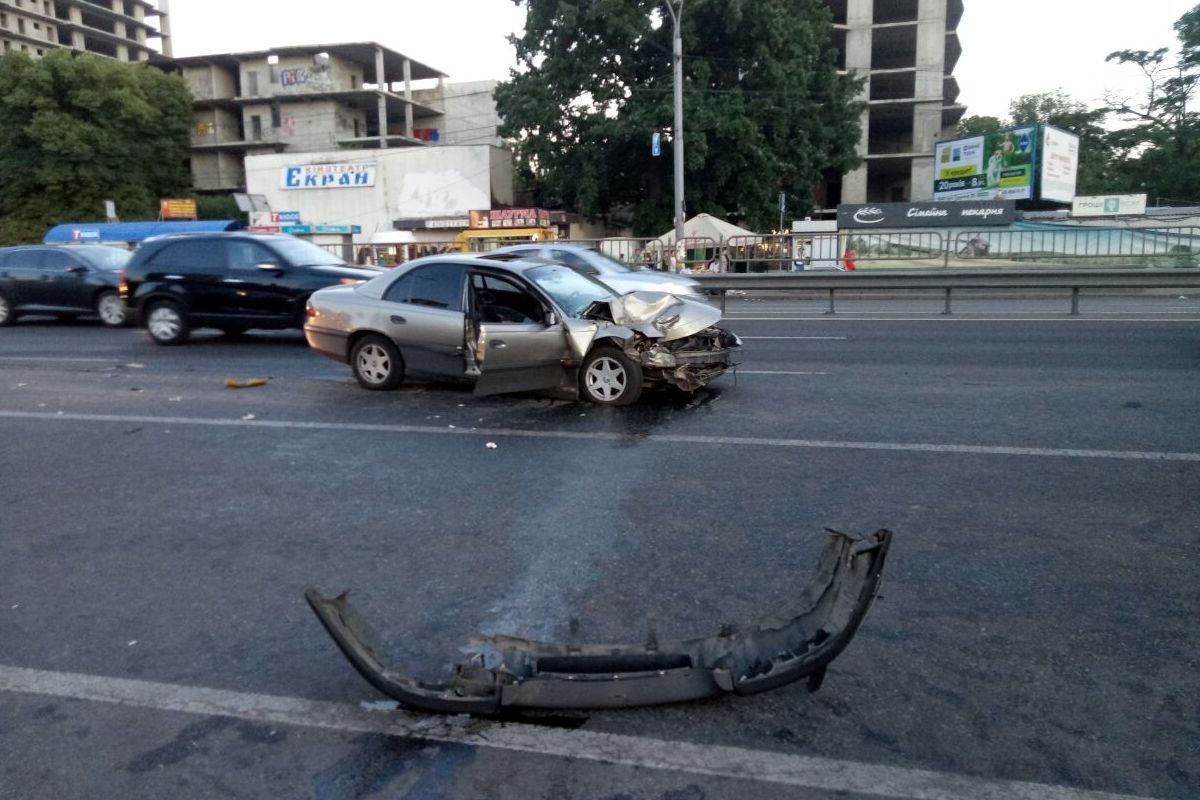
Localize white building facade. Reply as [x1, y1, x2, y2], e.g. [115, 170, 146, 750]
[243, 145, 514, 244]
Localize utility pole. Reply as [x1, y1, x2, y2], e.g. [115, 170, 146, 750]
[665, 0, 685, 245]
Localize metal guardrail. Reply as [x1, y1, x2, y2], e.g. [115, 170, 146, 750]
[693, 268, 1200, 315]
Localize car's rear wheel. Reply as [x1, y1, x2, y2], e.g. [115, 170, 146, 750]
[351, 335, 404, 390]
[96, 291, 126, 327]
[146, 301, 189, 345]
[0, 292, 14, 326]
[580, 345, 643, 405]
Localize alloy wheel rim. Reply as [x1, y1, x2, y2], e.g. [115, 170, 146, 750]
[0, 296, 8, 323]
[148, 307, 180, 340]
[98, 295, 124, 326]
[586, 357, 626, 401]
[357, 344, 392, 384]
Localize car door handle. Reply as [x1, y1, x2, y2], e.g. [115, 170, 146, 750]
[164, 274, 184, 280]
[223, 278, 246, 284]
[390, 315, 406, 324]
[491, 340, 507, 349]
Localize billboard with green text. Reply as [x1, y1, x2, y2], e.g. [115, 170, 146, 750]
[934, 126, 1038, 201]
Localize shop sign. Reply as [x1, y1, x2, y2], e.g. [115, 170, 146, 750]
[838, 201, 1015, 229]
[281, 162, 376, 190]
[160, 198, 198, 219]
[469, 208, 551, 229]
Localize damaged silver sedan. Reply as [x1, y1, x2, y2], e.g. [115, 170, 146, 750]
[306, 529, 891, 714]
[303, 254, 739, 404]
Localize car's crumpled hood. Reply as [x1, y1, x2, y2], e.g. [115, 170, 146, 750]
[601, 291, 720, 342]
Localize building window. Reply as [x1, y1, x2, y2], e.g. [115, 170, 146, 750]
[33, 22, 40, 31]
[250, 115, 263, 141]
[353, 118, 360, 138]
[270, 102, 281, 128]
[18, 18, 26, 34]
[1, 13, 7, 29]
[350, 74, 357, 90]
[247, 71, 259, 96]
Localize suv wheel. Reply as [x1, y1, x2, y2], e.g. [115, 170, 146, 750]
[580, 345, 643, 405]
[351, 335, 404, 390]
[0, 292, 14, 327]
[146, 301, 189, 345]
[96, 291, 126, 327]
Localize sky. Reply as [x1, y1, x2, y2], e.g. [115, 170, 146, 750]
[167, 0, 1195, 121]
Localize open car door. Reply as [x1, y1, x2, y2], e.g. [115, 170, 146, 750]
[469, 270, 571, 397]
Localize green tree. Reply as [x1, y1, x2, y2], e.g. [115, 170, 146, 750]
[956, 115, 1003, 138]
[1008, 91, 1114, 195]
[1104, 4, 1200, 202]
[495, 0, 864, 234]
[0, 50, 194, 245]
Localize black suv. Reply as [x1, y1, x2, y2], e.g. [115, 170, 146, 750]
[0, 245, 131, 327]
[122, 232, 379, 345]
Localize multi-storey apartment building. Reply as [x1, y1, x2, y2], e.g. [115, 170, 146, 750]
[163, 43, 504, 193]
[822, 0, 966, 205]
[0, 0, 167, 61]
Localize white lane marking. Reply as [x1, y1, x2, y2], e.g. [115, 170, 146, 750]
[1, 410, 1197, 463]
[0, 356, 119, 363]
[722, 317, 1200, 322]
[739, 336, 848, 340]
[0, 664, 1159, 800]
[739, 370, 828, 376]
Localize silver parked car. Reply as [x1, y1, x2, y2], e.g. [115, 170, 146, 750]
[486, 243, 704, 296]
[304, 255, 739, 405]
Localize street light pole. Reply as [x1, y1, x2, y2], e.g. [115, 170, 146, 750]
[665, 0, 685, 246]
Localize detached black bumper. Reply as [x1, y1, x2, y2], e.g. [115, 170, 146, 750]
[306, 528, 892, 714]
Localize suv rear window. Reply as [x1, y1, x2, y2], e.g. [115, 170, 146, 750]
[149, 240, 226, 275]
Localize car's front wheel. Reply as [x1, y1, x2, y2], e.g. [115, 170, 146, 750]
[580, 345, 643, 405]
[96, 291, 126, 327]
[351, 335, 404, 390]
[146, 301, 189, 345]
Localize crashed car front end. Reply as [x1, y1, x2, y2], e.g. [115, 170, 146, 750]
[306, 529, 891, 714]
[578, 291, 741, 392]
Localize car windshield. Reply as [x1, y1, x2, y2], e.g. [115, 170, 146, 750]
[75, 247, 131, 271]
[268, 237, 350, 268]
[526, 264, 617, 317]
[581, 248, 640, 273]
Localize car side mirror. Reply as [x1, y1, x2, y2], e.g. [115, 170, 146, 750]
[65, 265, 87, 274]
[256, 262, 284, 272]
[546, 312, 559, 327]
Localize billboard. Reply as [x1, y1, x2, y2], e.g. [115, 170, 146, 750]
[838, 200, 1015, 229]
[159, 198, 198, 220]
[1072, 194, 1148, 217]
[1040, 126, 1080, 204]
[934, 126, 1038, 201]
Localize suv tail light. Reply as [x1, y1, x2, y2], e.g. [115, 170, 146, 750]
[305, 301, 317, 319]
[117, 269, 128, 300]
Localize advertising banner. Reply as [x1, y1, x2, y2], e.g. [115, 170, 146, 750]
[934, 126, 1038, 201]
[281, 162, 376, 190]
[469, 208, 552, 229]
[1040, 126, 1080, 204]
[838, 200, 1015, 229]
[1071, 194, 1148, 217]
[160, 198, 198, 220]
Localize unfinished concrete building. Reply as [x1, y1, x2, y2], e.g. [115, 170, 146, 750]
[820, 0, 966, 206]
[0, 0, 168, 61]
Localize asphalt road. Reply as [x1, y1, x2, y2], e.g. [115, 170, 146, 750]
[1, 295, 1198, 800]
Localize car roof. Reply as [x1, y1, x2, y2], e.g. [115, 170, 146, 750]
[402, 253, 562, 277]
[139, 231, 304, 245]
[490, 243, 594, 254]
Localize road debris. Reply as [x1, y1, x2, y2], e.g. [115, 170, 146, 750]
[224, 378, 269, 389]
[242, 414, 256, 420]
[486, 442, 498, 449]
[307, 529, 892, 714]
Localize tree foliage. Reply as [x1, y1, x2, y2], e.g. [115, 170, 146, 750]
[0, 51, 194, 245]
[1103, 4, 1200, 202]
[1008, 91, 1114, 195]
[495, 0, 864, 234]
[955, 115, 1003, 138]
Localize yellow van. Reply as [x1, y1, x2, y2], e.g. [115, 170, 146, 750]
[451, 227, 556, 253]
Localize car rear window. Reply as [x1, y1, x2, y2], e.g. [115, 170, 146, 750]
[386, 264, 465, 311]
[75, 247, 132, 271]
[149, 240, 226, 275]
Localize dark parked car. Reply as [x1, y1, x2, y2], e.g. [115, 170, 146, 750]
[0, 244, 131, 327]
[121, 232, 379, 345]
